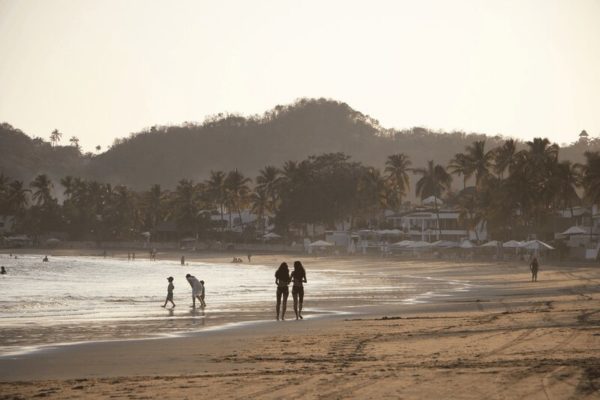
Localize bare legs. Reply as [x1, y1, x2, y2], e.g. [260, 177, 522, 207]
[276, 287, 288, 320]
[292, 286, 304, 319]
[162, 299, 175, 308]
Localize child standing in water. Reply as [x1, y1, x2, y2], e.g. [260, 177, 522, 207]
[162, 277, 176, 308]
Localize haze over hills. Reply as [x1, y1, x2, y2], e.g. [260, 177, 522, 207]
[0, 98, 596, 191]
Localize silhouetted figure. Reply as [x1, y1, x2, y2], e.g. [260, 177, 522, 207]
[530, 257, 539, 282]
[162, 277, 176, 308]
[198, 280, 206, 307]
[186, 273, 204, 308]
[275, 262, 290, 321]
[1, 266, 6, 275]
[291, 261, 307, 320]
[181, 256, 185, 266]
[128, 253, 131, 261]
[42, 256, 49, 262]
[132, 252, 135, 260]
[247, 253, 252, 262]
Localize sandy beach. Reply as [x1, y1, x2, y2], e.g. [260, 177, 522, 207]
[1, 253, 600, 399]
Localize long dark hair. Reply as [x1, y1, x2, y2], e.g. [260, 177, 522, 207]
[275, 262, 289, 280]
[293, 261, 305, 279]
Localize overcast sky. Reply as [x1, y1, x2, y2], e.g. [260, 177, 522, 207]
[0, 0, 599, 151]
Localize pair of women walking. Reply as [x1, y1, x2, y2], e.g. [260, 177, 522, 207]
[275, 261, 307, 320]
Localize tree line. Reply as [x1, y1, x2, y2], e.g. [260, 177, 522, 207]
[1, 137, 600, 242]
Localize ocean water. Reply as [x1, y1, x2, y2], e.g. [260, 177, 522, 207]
[0, 254, 472, 355]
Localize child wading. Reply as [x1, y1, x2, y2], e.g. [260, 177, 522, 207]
[162, 276, 176, 308]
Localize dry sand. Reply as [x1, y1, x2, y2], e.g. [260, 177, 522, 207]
[1, 253, 600, 399]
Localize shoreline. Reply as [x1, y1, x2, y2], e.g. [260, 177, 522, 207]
[1, 254, 600, 398]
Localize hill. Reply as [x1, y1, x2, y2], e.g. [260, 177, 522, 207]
[0, 98, 597, 189]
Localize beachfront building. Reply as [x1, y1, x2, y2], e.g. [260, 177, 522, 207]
[385, 200, 487, 242]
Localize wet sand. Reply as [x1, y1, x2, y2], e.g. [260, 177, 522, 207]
[1, 255, 600, 399]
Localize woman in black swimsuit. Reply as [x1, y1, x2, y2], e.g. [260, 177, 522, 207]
[291, 261, 307, 320]
[275, 262, 290, 320]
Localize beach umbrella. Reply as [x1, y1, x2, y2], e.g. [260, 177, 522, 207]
[140, 232, 151, 238]
[309, 240, 334, 247]
[391, 240, 414, 247]
[263, 232, 282, 239]
[407, 241, 432, 248]
[459, 240, 475, 249]
[479, 240, 500, 248]
[432, 240, 459, 248]
[522, 240, 554, 250]
[503, 240, 523, 248]
[560, 226, 587, 236]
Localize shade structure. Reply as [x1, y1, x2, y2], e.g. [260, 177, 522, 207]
[263, 232, 282, 239]
[522, 240, 554, 250]
[432, 240, 459, 248]
[503, 240, 523, 248]
[391, 240, 415, 247]
[309, 240, 334, 247]
[140, 232, 151, 238]
[560, 226, 587, 235]
[406, 241, 432, 249]
[479, 240, 500, 248]
[459, 240, 475, 249]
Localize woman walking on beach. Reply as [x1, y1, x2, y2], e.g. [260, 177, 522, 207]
[275, 262, 290, 320]
[291, 261, 307, 320]
[530, 256, 539, 282]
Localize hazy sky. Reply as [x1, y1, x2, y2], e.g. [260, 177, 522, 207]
[0, 0, 599, 151]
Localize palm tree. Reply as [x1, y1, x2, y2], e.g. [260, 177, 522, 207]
[50, 129, 62, 146]
[205, 171, 227, 229]
[465, 140, 493, 186]
[582, 151, 600, 205]
[6, 180, 30, 215]
[551, 161, 581, 217]
[30, 174, 54, 206]
[414, 161, 452, 237]
[171, 179, 199, 234]
[95, 145, 101, 152]
[250, 189, 269, 236]
[60, 176, 75, 200]
[224, 170, 251, 230]
[493, 139, 517, 178]
[143, 184, 165, 232]
[384, 153, 411, 209]
[69, 136, 80, 149]
[255, 165, 282, 214]
[448, 153, 471, 190]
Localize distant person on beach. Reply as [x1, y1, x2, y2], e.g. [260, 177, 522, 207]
[162, 277, 176, 308]
[1, 266, 6, 274]
[530, 257, 539, 282]
[42, 256, 49, 262]
[247, 253, 252, 262]
[275, 262, 290, 321]
[181, 256, 185, 266]
[291, 261, 307, 320]
[128, 253, 131, 261]
[186, 274, 204, 308]
[132, 252, 135, 260]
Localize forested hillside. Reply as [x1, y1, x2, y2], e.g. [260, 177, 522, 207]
[0, 98, 596, 190]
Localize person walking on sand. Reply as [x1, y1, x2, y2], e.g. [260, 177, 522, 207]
[291, 261, 307, 320]
[1, 266, 6, 275]
[275, 262, 290, 321]
[186, 274, 204, 308]
[162, 277, 176, 308]
[181, 256, 185, 266]
[530, 256, 539, 282]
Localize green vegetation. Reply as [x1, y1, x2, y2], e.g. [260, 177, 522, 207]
[0, 137, 599, 243]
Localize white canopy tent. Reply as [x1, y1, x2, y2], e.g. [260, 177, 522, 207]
[522, 240, 554, 250]
[479, 240, 500, 248]
[309, 240, 334, 247]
